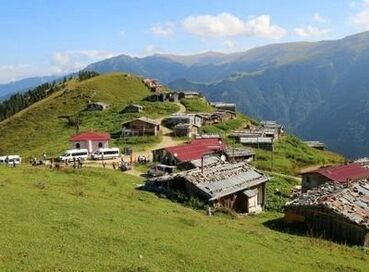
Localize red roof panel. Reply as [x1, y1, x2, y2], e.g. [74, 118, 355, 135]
[69, 132, 111, 141]
[164, 138, 225, 162]
[313, 163, 369, 182]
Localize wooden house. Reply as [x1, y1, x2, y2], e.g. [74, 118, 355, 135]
[285, 181, 369, 247]
[239, 136, 273, 151]
[301, 163, 369, 193]
[304, 141, 326, 150]
[147, 162, 268, 214]
[86, 102, 109, 111]
[122, 117, 160, 136]
[121, 104, 144, 114]
[223, 147, 255, 163]
[178, 91, 203, 100]
[260, 120, 284, 135]
[163, 114, 203, 128]
[173, 123, 199, 138]
[210, 102, 237, 112]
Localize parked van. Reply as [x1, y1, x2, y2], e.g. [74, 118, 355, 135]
[59, 149, 88, 162]
[148, 164, 176, 177]
[91, 147, 120, 160]
[1, 155, 22, 165]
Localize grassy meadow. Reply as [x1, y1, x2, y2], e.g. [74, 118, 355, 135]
[0, 165, 368, 272]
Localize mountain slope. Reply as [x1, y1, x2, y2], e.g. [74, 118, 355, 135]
[0, 72, 179, 157]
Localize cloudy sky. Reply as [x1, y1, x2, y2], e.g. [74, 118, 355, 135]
[1, 0, 369, 83]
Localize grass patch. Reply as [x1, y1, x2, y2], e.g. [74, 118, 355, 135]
[181, 98, 214, 113]
[0, 166, 368, 271]
[200, 115, 247, 135]
[252, 135, 344, 175]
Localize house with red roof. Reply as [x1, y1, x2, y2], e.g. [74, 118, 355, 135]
[152, 137, 225, 166]
[301, 163, 369, 192]
[69, 132, 110, 154]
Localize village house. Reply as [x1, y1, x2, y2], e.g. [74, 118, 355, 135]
[121, 104, 144, 114]
[122, 117, 160, 136]
[285, 181, 369, 247]
[304, 141, 326, 150]
[145, 93, 171, 102]
[239, 136, 274, 151]
[143, 78, 163, 92]
[301, 163, 369, 193]
[178, 91, 203, 100]
[152, 137, 225, 166]
[86, 102, 109, 111]
[355, 157, 369, 168]
[173, 123, 199, 138]
[147, 162, 268, 214]
[210, 111, 236, 124]
[260, 120, 284, 135]
[163, 113, 203, 128]
[69, 132, 110, 154]
[210, 102, 237, 112]
[222, 147, 256, 163]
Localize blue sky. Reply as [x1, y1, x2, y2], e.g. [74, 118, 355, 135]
[0, 0, 368, 83]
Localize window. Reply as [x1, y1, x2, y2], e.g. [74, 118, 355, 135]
[76, 143, 80, 149]
[98, 142, 103, 148]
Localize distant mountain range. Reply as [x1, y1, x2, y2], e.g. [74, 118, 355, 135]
[3, 31, 369, 158]
[0, 75, 59, 100]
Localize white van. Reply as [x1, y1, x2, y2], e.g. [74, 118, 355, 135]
[91, 147, 120, 160]
[59, 149, 89, 162]
[2, 155, 22, 165]
[0, 156, 7, 164]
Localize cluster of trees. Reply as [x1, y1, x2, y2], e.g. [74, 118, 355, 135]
[0, 82, 60, 121]
[78, 71, 99, 81]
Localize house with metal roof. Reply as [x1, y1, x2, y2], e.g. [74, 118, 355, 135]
[120, 104, 144, 114]
[239, 136, 274, 151]
[122, 117, 160, 136]
[69, 132, 110, 154]
[304, 141, 326, 150]
[147, 162, 268, 214]
[152, 137, 225, 165]
[86, 102, 109, 111]
[301, 163, 369, 193]
[223, 147, 256, 163]
[210, 102, 237, 112]
[285, 180, 369, 247]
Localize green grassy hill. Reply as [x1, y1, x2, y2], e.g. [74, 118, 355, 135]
[0, 166, 368, 272]
[0, 73, 179, 158]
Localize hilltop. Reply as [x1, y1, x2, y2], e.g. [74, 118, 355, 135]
[0, 72, 179, 158]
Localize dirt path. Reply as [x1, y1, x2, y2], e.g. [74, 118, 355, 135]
[126, 102, 187, 175]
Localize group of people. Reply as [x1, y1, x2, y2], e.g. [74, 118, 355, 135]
[137, 155, 149, 164]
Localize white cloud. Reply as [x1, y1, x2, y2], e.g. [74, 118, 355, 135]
[151, 22, 175, 38]
[311, 13, 327, 23]
[182, 12, 287, 40]
[50, 50, 114, 73]
[352, 0, 369, 30]
[294, 25, 330, 38]
[0, 64, 35, 83]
